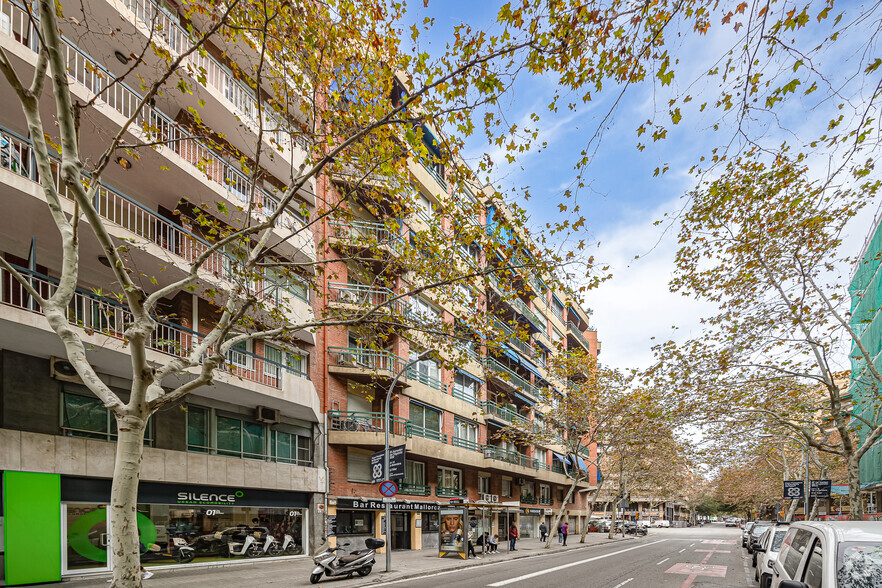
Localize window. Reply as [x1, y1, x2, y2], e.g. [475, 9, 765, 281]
[61, 387, 153, 445]
[453, 373, 479, 404]
[782, 529, 813, 578]
[802, 539, 823, 588]
[438, 466, 462, 490]
[409, 401, 442, 432]
[539, 484, 551, 503]
[336, 511, 373, 535]
[551, 327, 564, 345]
[409, 296, 442, 324]
[867, 491, 877, 514]
[405, 460, 426, 485]
[479, 475, 490, 495]
[347, 448, 372, 483]
[501, 478, 512, 497]
[453, 418, 478, 447]
[409, 350, 441, 388]
[226, 338, 251, 369]
[264, 344, 308, 379]
[186, 406, 312, 465]
[521, 481, 535, 500]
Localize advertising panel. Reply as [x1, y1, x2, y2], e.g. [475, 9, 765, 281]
[438, 507, 467, 559]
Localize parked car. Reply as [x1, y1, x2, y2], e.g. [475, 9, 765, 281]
[743, 521, 757, 547]
[651, 519, 670, 528]
[747, 521, 776, 555]
[726, 519, 739, 527]
[770, 521, 882, 588]
[752, 526, 789, 588]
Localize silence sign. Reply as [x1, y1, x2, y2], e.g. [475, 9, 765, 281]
[784, 480, 804, 500]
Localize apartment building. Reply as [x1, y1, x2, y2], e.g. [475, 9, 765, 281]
[317, 132, 602, 552]
[849, 214, 882, 514]
[0, 0, 325, 581]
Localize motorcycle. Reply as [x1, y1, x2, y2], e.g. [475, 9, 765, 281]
[139, 538, 196, 564]
[272, 534, 301, 556]
[310, 538, 384, 584]
[228, 527, 275, 558]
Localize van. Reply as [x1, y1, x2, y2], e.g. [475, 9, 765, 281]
[651, 520, 670, 528]
[770, 521, 882, 587]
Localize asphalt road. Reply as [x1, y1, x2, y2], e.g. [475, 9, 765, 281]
[369, 525, 754, 588]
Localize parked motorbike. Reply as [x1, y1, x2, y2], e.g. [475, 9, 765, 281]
[272, 534, 301, 556]
[228, 527, 275, 558]
[139, 538, 196, 564]
[310, 538, 384, 584]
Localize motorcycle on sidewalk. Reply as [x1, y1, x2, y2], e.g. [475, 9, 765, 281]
[309, 538, 384, 584]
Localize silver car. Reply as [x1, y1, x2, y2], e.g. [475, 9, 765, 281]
[770, 521, 882, 587]
[753, 526, 789, 588]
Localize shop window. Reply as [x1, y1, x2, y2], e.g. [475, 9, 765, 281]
[424, 512, 439, 532]
[501, 478, 512, 497]
[438, 466, 462, 491]
[336, 510, 373, 535]
[347, 448, 372, 483]
[61, 387, 153, 444]
[405, 460, 426, 485]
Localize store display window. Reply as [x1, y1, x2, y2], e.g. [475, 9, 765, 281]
[335, 510, 373, 535]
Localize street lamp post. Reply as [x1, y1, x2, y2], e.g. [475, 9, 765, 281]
[383, 349, 433, 573]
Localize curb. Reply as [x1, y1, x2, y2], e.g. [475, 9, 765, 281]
[362, 537, 633, 585]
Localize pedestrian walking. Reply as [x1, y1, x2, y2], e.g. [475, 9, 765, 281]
[557, 523, 563, 544]
[467, 530, 479, 559]
[539, 522, 548, 542]
[508, 522, 519, 551]
[561, 522, 568, 546]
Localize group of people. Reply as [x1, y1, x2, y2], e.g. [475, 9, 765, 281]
[538, 521, 569, 546]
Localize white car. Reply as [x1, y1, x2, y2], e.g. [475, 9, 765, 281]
[651, 520, 670, 528]
[770, 521, 882, 587]
[753, 526, 789, 588]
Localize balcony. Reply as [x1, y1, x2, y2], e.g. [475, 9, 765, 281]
[419, 159, 448, 192]
[481, 401, 530, 427]
[406, 423, 448, 444]
[328, 219, 405, 257]
[491, 317, 534, 359]
[511, 299, 547, 333]
[520, 495, 538, 505]
[566, 321, 591, 351]
[451, 384, 480, 406]
[0, 128, 308, 315]
[539, 498, 553, 506]
[406, 366, 447, 393]
[0, 4, 306, 236]
[452, 436, 483, 452]
[326, 347, 406, 383]
[327, 411, 408, 436]
[435, 486, 467, 498]
[398, 483, 431, 496]
[327, 282, 406, 314]
[483, 357, 539, 401]
[0, 266, 305, 392]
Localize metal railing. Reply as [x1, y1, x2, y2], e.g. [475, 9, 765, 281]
[406, 423, 448, 444]
[520, 495, 537, 505]
[452, 436, 483, 452]
[406, 366, 446, 393]
[451, 384, 480, 406]
[481, 401, 530, 427]
[327, 282, 405, 313]
[511, 298, 547, 332]
[0, 128, 308, 307]
[398, 483, 431, 496]
[328, 219, 404, 255]
[483, 357, 539, 400]
[435, 486, 467, 498]
[0, 266, 301, 388]
[566, 321, 591, 350]
[539, 498, 553, 506]
[0, 2, 303, 233]
[327, 411, 408, 436]
[327, 347, 405, 374]
[420, 159, 447, 191]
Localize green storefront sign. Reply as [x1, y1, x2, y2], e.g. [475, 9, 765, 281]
[3, 471, 62, 585]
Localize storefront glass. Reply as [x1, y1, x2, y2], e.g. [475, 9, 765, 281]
[65, 504, 110, 573]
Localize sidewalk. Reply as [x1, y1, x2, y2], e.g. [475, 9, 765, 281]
[51, 533, 632, 587]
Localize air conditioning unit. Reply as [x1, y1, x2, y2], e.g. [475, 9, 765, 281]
[50, 356, 83, 383]
[255, 406, 280, 424]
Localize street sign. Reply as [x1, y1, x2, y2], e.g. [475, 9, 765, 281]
[784, 480, 805, 500]
[380, 480, 398, 497]
[371, 444, 406, 483]
[811, 479, 832, 498]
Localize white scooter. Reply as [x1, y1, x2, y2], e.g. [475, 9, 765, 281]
[227, 527, 275, 558]
[270, 534, 300, 556]
[310, 538, 384, 584]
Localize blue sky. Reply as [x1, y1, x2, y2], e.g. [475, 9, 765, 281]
[402, 0, 881, 371]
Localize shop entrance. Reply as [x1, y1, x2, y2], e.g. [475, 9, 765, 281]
[391, 512, 411, 550]
[63, 503, 111, 575]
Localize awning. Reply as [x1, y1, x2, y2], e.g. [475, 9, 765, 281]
[501, 347, 521, 364]
[514, 392, 535, 406]
[519, 359, 543, 378]
[575, 456, 588, 470]
[458, 369, 484, 384]
[552, 451, 571, 465]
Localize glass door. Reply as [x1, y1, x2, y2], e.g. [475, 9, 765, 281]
[63, 503, 111, 574]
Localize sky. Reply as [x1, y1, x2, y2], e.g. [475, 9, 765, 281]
[402, 0, 882, 371]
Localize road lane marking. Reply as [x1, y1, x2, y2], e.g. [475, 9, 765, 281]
[611, 579, 634, 588]
[679, 548, 686, 553]
[486, 540, 667, 586]
[657, 557, 670, 565]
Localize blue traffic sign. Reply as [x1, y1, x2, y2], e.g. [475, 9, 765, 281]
[379, 480, 398, 497]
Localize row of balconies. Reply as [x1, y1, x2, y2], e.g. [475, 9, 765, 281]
[1, 2, 305, 230]
[0, 265, 307, 390]
[0, 127, 308, 313]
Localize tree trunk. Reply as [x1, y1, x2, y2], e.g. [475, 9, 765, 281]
[579, 485, 603, 543]
[108, 416, 147, 587]
[847, 454, 863, 520]
[544, 479, 578, 549]
[784, 498, 799, 522]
